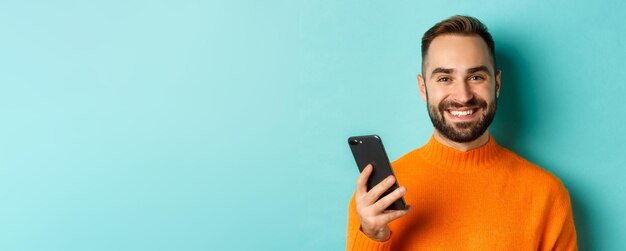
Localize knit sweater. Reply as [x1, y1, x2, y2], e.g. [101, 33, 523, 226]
[346, 135, 577, 250]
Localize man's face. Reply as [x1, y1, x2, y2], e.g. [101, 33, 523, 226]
[418, 35, 501, 143]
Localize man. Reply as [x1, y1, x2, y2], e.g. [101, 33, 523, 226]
[346, 15, 577, 250]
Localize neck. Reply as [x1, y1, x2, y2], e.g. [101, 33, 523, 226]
[433, 130, 490, 152]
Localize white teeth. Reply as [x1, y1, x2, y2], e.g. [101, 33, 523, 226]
[450, 110, 474, 116]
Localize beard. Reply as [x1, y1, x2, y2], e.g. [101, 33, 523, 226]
[427, 95, 497, 143]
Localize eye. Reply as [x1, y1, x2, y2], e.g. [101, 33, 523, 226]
[469, 75, 484, 81]
[437, 77, 450, 82]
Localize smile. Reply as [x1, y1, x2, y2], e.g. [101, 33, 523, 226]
[446, 108, 480, 119]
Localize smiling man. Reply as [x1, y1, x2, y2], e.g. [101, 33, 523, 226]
[346, 16, 577, 250]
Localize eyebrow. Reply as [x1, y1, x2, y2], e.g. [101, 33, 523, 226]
[431, 67, 454, 77]
[429, 65, 491, 78]
[467, 65, 491, 75]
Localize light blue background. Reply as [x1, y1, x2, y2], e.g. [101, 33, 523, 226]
[0, 0, 624, 250]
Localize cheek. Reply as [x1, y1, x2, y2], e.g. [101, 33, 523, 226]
[472, 85, 497, 99]
[425, 88, 446, 104]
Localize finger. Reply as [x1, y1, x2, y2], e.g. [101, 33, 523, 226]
[372, 186, 406, 212]
[384, 205, 411, 214]
[379, 206, 411, 223]
[363, 175, 396, 205]
[355, 164, 373, 196]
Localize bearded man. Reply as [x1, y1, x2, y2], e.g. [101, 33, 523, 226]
[346, 15, 577, 250]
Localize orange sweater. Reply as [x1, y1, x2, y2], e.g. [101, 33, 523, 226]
[346, 135, 577, 250]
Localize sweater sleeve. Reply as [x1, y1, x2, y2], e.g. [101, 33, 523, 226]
[541, 184, 578, 251]
[346, 193, 392, 251]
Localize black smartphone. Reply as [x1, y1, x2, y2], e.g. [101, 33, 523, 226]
[348, 135, 407, 210]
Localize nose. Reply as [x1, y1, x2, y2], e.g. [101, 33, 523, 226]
[450, 81, 474, 104]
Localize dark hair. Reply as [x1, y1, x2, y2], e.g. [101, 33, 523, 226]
[421, 15, 496, 72]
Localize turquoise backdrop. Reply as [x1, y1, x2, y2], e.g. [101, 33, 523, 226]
[1, 0, 624, 250]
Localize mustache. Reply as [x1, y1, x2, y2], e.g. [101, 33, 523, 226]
[439, 97, 488, 111]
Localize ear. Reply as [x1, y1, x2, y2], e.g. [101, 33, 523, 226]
[495, 70, 502, 98]
[417, 74, 427, 102]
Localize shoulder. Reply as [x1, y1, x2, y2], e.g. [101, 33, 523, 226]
[388, 147, 430, 179]
[390, 148, 422, 169]
[499, 147, 571, 202]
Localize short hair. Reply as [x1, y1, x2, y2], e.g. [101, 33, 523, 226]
[421, 15, 497, 73]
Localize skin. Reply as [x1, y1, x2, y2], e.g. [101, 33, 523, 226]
[355, 34, 502, 242]
[418, 34, 501, 151]
[355, 164, 409, 241]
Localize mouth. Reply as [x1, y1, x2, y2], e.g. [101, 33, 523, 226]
[445, 107, 481, 120]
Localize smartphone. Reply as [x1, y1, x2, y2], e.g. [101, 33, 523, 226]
[348, 135, 407, 210]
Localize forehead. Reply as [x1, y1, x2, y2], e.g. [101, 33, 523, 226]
[423, 34, 493, 75]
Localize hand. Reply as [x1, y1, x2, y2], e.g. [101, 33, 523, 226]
[354, 164, 410, 242]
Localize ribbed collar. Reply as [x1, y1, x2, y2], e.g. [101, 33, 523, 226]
[419, 134, 505, 170]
